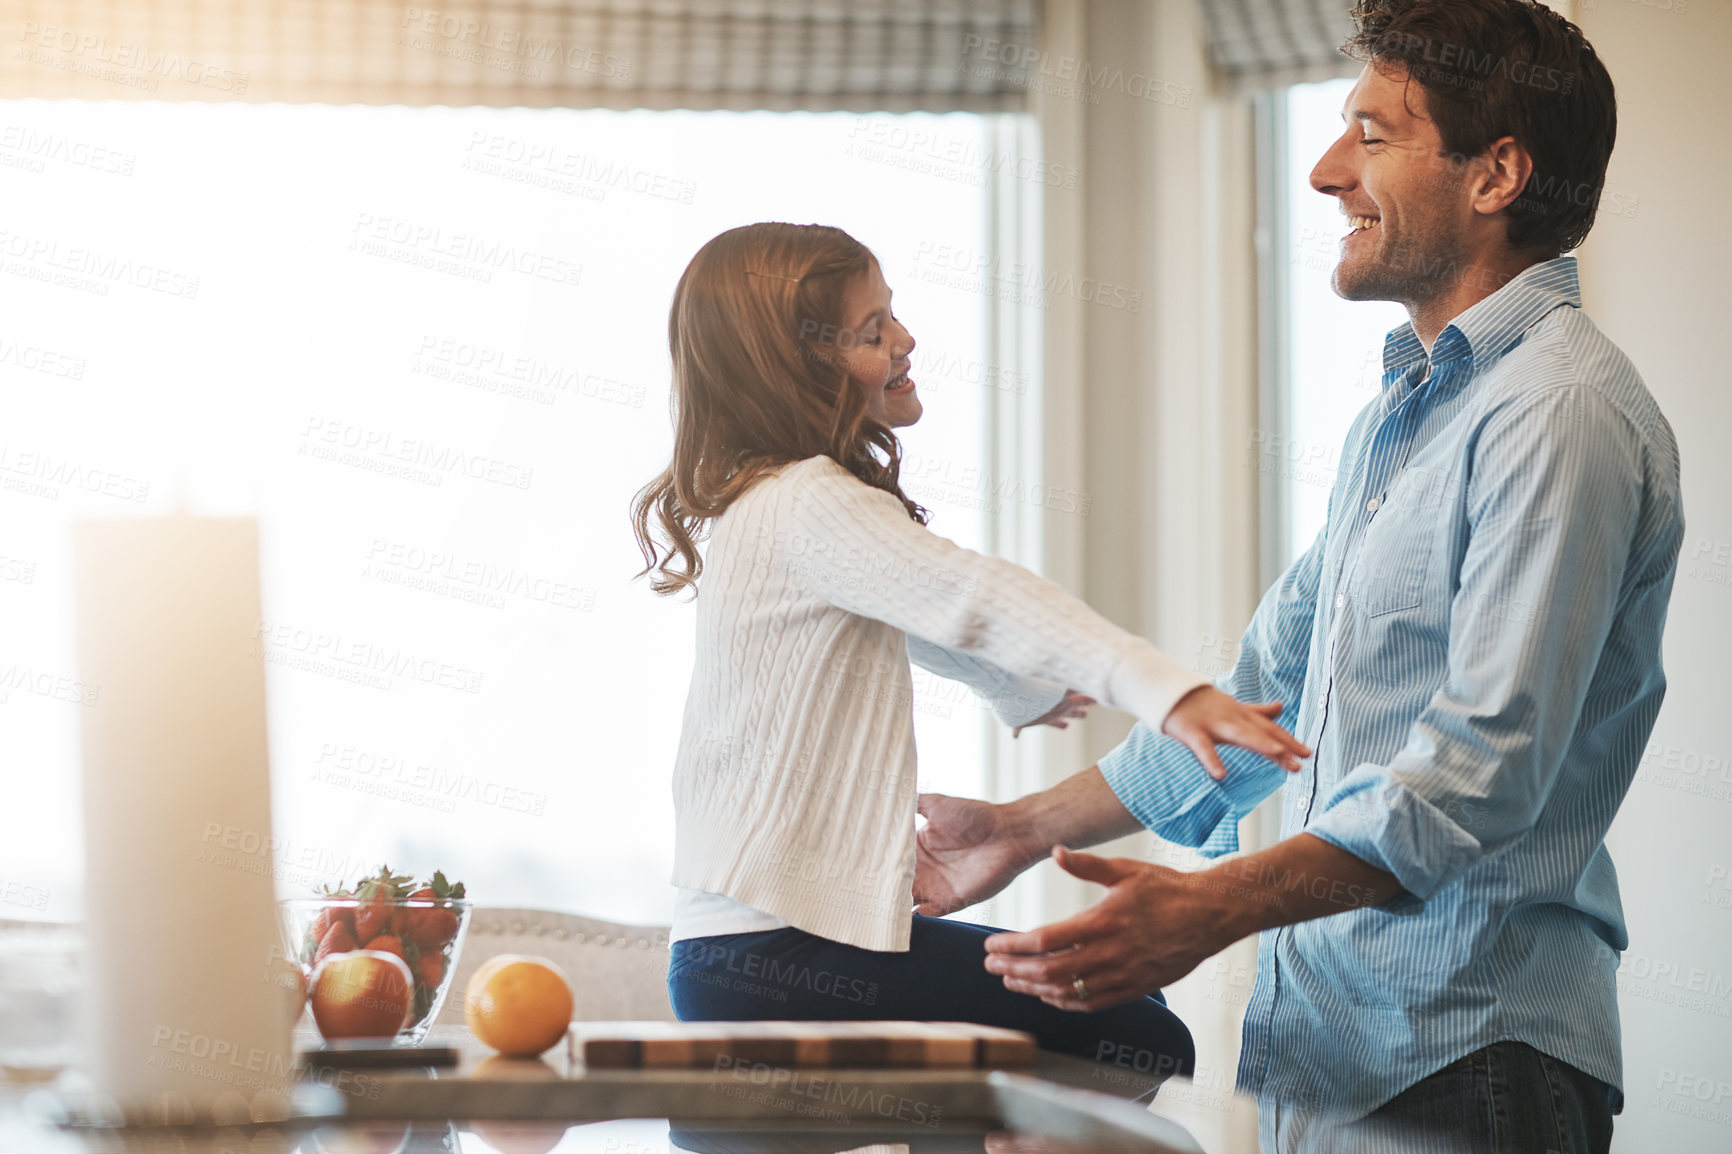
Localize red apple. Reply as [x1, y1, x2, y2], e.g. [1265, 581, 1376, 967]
[308, 950, 414, 1040]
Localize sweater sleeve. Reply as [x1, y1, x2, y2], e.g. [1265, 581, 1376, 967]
[905, 636, 1070, 729]
[780, 459, 1206, 729]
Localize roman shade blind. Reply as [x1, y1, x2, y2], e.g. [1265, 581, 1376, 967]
[0, 0, 1041, 111]
[1197, 0, 1359, 93]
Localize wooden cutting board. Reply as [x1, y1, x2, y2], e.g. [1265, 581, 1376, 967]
[568, 1021, 1037, 1069]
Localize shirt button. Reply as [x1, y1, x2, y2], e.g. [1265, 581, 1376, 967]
[1366, 497, 1382, 513]
[1335, 594, 1346, 609]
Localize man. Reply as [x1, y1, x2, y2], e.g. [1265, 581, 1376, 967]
[913, 1, 1682, 1150]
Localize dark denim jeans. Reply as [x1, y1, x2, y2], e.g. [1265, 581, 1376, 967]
[667, 913, 1194, 1085]
[1310, 1040, 1616, 1153]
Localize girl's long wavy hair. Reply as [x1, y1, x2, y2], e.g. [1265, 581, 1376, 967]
[632, 222, 928, 597]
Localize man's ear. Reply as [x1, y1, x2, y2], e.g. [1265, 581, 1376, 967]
[1472, 135, 1535, 218]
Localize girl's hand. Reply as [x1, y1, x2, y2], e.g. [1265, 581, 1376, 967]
[1011, 690, 1096, 738]
[1160, 687, 1310, 780]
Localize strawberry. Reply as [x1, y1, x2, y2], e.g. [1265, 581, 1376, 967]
[407, 906, 458, 949]
[414, 951, 443, 990]
[314, 866, 462, 962]
[355, 896, 391, 942]
[403, 871, 465, 949]
[310, 904, 355, 942]
[344, 865, 413, 942]
[363, 934, 404, 960]
[312, 920, 358, 965]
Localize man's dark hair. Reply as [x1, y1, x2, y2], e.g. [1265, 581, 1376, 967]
[1344, 0, 1616, 258]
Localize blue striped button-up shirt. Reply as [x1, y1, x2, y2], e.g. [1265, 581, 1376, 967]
[1098, 256, 1683, 1118]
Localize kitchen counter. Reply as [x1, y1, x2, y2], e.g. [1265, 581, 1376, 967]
[1, 1026, 1214, 1154]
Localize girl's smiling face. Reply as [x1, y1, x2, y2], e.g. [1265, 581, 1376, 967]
[836, 261, 922, 429]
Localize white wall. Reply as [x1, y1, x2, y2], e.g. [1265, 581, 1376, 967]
[1570, 2, 1732, 1149]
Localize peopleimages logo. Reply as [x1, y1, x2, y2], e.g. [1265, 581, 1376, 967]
[909, 241, 1142, 313]
[1652, 1068, 1732, 1128]
[462, 133, 694, 204]
[363, 538, 594, 612]
[251, 619, 485, 696]
[1617, 952, 1732, 1019]
[900, 452, 1091, 517]
[961, 35, 1192, 108]
[1371, 32, 1576, 93]
[16, 22, 250, 94]
[412, 336, 646, 410]
[400, 8, 632, 80]
[310, 741, 548, 817]
[0, 123, 135, 176]
[710, 1056, 943, 1127]
[843, 120, 1078, 189]
[300, 417, 534, 491]
[0, 664, 99, 707]
[0, 228, 199, 298]
[679, 944, 879, 1005]
[0, 334, 85, 379]
[0, 444, 150, 503]
[348, 213, 582, 288]
[760, 525, 981, 597]
[0, 877, 50, 911]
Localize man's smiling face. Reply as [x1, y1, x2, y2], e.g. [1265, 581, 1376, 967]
[1310, 62, 1482, 308]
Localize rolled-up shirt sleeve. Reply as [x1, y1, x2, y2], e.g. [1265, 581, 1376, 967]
[1100, 519, 1328, 855]
[1099, 721, 1285, 856]
[1306, 385, 1646, 901]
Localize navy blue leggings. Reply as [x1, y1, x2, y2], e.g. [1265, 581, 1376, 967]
[666, 914, 1194, 1079]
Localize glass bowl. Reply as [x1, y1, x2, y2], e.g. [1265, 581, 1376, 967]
[278, 897, 472, 1044]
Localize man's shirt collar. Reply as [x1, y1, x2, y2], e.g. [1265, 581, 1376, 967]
[1379, 255, 1582, 406]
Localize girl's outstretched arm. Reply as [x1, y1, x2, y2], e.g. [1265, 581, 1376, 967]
[784, 459, 1308, 775]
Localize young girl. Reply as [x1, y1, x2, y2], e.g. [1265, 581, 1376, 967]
[633, 222, 1307, 1077]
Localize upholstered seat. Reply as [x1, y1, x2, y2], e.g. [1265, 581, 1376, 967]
[0, 910, 677, 1028]
[435, 908, 675, 1024]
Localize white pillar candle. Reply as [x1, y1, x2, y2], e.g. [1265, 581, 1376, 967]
[74, 516, 295, 1123]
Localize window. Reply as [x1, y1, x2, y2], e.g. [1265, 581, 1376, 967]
[0, 102, 1032, 926]
[1276, 78, 1407, 568]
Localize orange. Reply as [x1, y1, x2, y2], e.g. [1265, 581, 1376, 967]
[313, 1122, 411, 1154]
[464, 954, 573, 1057]
[468, 1122, 568, 1154]
[469, 1059, 566, 1154]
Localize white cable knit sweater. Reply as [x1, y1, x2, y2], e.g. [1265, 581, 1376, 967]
[669, 455, 1206, 952]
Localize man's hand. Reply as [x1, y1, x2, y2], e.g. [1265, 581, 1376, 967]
[914, 769, 1150, 918]
[1011, 690, 1095, 738]
[981, 847, 1234, 1010]
[913, 793, 1039, 916]
[982, 835, 1402, 1011]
